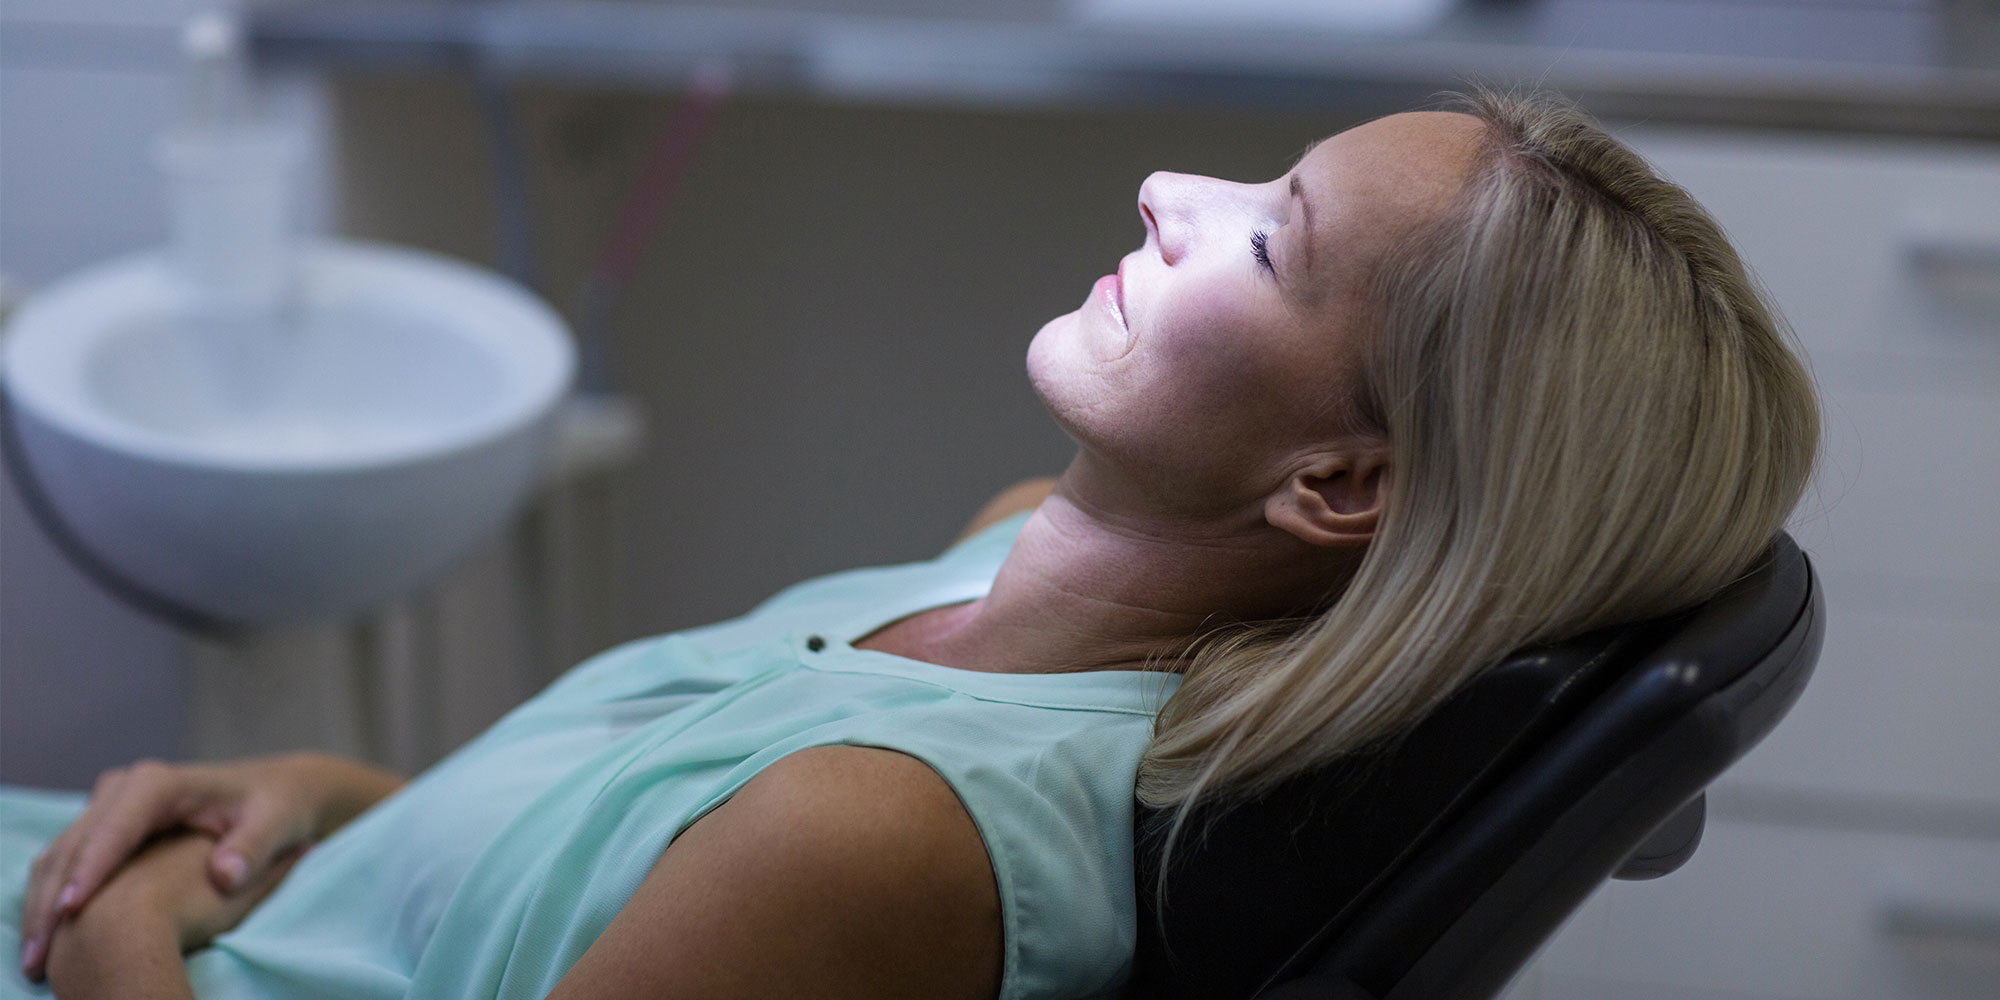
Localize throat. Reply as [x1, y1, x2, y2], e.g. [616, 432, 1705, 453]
[853, 600, 981, 664]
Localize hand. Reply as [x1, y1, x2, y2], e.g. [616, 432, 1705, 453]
[20, 753, 401, 981]
[43, 832, 302, 998]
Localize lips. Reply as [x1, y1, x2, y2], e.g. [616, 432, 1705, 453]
[1093, 273, 1125, 332]
[1098, 262, 1137, 360]
[1108, 256, 1131, 332]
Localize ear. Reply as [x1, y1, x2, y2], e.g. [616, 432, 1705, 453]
[1263, 444, 1390, 549]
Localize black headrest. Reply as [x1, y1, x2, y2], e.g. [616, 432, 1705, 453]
[1128, 535, 1818, 1000]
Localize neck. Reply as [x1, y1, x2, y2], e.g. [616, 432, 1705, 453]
[887, 469, 1352, 675]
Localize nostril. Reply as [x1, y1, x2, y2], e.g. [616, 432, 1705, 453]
[1137, 172, 1180, 264]
[1138, 202, 1174, 263]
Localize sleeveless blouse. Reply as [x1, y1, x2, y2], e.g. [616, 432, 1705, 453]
[0, 513, 1179, 999]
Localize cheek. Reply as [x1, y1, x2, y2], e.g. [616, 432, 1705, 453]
[1147, 295, 1287, 413]
[1027, 285, 1337, 494]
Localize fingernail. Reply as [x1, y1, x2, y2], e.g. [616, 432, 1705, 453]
[218, 852, 249, 891]
[55, 883, 77, 911]
[20, 936, 43, 975]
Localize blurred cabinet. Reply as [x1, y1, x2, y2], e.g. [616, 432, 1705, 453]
[1522, 823, 2000, 1000]
[1506, 129, 2000, 1000]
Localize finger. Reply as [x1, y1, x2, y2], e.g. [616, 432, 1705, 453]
[22, 761, 173, 980]
[184, 840, 306, 950]
[20, 831, 80, 981]
[33, 765, 128, 910]
[211, 792, 312, 894]
[53, 760, 217, 918]
[20, 761, 119, 979]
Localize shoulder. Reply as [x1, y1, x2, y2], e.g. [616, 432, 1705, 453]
[736, 744, 980, 825]
[551, 746, 1002, 1000]
[956, 477, 1058, 543]
[723, 747, 999, 901]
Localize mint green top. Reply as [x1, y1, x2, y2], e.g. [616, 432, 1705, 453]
[0, 514, 1180, 1000]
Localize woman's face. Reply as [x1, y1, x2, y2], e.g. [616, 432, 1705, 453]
[1028, 111, 1485, 512]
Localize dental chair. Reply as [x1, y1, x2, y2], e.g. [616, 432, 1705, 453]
[1127, 533, 1823, 1000]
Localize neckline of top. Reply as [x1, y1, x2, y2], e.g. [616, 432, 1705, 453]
[793, 542, 1181, 712]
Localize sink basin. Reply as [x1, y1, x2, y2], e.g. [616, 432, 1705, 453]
[1, 240, 575, 624]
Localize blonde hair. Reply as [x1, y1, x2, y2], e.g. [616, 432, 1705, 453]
[1136, 90, 1820, 821]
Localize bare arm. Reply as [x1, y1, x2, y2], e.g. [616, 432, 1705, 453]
[21, 753, 403, 981]
[46, 906, 190, 1000]
[957, 477, 1058, 543]
[44, 833, 300, 1000]
[548, 746, 1003, 1000]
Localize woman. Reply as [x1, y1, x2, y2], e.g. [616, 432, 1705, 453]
[7, 90, 1817, 999]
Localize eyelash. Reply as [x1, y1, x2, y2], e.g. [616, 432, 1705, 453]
[1250, 229, 1273, 272]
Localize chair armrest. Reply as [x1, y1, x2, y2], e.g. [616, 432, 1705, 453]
[1613, 794, 1705, 881]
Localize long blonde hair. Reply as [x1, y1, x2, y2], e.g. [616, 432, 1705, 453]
[1136, 90, 1820, 818]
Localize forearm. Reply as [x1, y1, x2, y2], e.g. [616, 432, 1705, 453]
[21, 756, 371, 985]
[37, 830, 301, 998]
[45, 906, 195, 1000]
[285, 752, 405, 832]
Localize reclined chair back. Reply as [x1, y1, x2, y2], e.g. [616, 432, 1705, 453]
[1126, 533, 1823, 1000]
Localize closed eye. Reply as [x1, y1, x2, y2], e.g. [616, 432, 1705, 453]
[1250, 229, 1273, 273]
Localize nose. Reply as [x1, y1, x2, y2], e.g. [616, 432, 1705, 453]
[1137, 171, 1198, 266]
[1139, 170, 1252, 267]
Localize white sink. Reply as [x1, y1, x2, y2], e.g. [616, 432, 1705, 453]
[1, 240, 575, 624]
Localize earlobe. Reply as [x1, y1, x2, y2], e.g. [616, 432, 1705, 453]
[1264, 450, 1388, 549]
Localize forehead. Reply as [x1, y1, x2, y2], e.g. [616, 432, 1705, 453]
[1297, 111, 1487, 252]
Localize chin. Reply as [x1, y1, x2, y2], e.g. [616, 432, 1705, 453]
[1025, 312, 1068, 392]
[1026, 312, 1093, 440]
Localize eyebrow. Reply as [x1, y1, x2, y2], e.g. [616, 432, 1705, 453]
[1289, 173, 1316, 277]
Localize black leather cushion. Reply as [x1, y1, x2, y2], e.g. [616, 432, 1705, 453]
[1125, 614, 1684, 1000]
[1126, 536, 1818, 1000]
